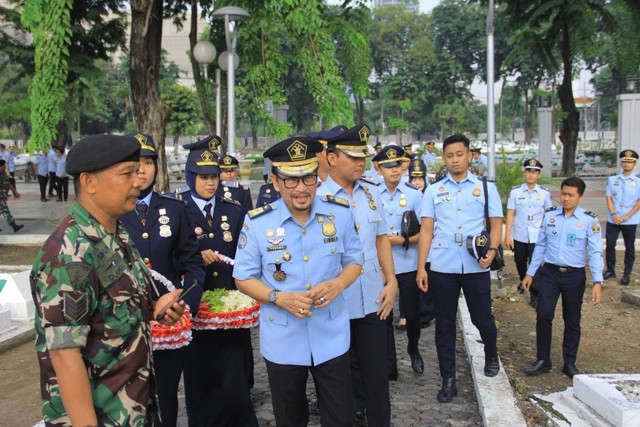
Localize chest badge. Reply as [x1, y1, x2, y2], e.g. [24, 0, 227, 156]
[159, 215, 170, 225]
[273, 261, 286, 281]
[223, 231, 233, 242]
[159, 225, 172, 238]
[221, 222, 230, 231]
[322, 221, 336, 237]
[399, 196, 407, 207]
[536, 195, 542, 201]
[472, 187, 481, 196]
[631, 182, 637, 188]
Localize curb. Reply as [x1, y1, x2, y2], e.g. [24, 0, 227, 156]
[458, 296, 527, 427]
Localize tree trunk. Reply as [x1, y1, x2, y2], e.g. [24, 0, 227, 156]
[130, 0, 170, 191]
[189, 0, 215, 135]
[558, 18, 579, 177]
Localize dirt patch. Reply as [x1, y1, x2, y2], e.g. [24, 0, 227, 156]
[493, 256, 640, 425]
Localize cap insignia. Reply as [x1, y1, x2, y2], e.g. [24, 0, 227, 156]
[287, 140, 307, 161]
[201, 151, 214, 162]
[359, 126, 371, 142]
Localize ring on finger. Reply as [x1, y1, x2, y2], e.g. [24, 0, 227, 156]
[299, 308, 304, 314]
[319, 296, 327, 304]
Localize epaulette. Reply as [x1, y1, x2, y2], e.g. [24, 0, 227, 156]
[405, 181, 419, 190]
[221, 180, 239, 188]
[175, 184, 190, 194]
[359, 177, 380, 186]
[584, 210, 598, 218]
[512, 184, 521, 189]
[540, 185, 550, 192]
[248, 203, 276, 218]
[159, 192, 185, 204]
[221, 197, 241, 207]
[545, 206, 559, 212]
[242, 185, 250, 191]
[320, 195, 350, 207]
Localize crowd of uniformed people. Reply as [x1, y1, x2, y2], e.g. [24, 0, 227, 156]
[29, 123, 638, 427]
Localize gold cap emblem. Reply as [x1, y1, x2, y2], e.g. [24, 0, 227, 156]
[359, 125, 371, 142]
[477, 235, 487, 247]
[626, 150, 633, 158]
[287, 140, 307, 161]
[208, 138, 220, 152]
[201, 151, 213, 162]
[223, 156, 233, 165]
[387, 148, 397, 159]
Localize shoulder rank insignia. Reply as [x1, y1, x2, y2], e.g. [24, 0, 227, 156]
[359, 177, 380, 186]
[405, 181, 419, 190]
[221, 197, 241, 207]
[320, 195, 350, 207]
[221, 180, 240, 188]
[545, 206, 558, 212]
[248, 203, 276, 218]
[159, 192, 185, 203]
[512, 184, 521, 189]
[584, 210, 598, 218]
[539, 185, 549, 192]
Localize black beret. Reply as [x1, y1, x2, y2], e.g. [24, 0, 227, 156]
[183, 135, 222, 153]
[372, 145, 405, 168]
[219, 154, 239, 169]
[66, 135, 140, 175]
[324, 123, 372, 158]
[264, 137, 323, 177]
[620, 149, 639, 161]
[133, 133, 157, 158]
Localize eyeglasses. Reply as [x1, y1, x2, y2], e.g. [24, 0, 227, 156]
[277, 174, 318, 189]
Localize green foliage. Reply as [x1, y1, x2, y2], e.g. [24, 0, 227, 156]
[23, 0, 73, 152]
[163, 84, 202, 137]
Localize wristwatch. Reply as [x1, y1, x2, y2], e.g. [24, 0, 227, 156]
[593, 282, 604, 287]
[268, 289, 280, 304]
[489, 248, 499, 254]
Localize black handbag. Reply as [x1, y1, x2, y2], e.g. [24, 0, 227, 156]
[482, 178, 505, 271]
[401, 210, 420, 250]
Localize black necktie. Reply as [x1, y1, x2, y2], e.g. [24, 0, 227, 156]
[204, 203, 213, 226]
[136, 202, 148, 225]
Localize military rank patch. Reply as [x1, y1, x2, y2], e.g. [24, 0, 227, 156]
[63, 292, 90, 323]
[65, 262, 92, 291]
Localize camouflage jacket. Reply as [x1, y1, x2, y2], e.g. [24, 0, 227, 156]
[0, 172, 9, 199]
[31, 201, 157, 426]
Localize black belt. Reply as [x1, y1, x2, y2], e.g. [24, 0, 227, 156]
[545, 263, 584, 273]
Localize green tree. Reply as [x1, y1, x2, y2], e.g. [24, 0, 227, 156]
[163, 84, 202, 146]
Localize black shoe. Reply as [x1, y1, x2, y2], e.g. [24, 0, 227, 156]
[41, 198, 49, 202]
[437, 378, 457, 403]
[524, 359, 552, 376]
[10, 223, 24, 233]
[620, 275, 630, 286]
[529, 293, 538, 309]
[603, 270, 616, 280]
[562, 363, 583, 379]
[517, 283, 525, 295]
[308, 400, 320, 416]
[421, 320, 431, 328]
[484, 356, 500, 377]
[395, 320, 407, 331]
[409, 349, 424, 374]
[353, 409, 367, 427]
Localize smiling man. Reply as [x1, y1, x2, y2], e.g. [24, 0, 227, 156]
[31, 134, 185, 427]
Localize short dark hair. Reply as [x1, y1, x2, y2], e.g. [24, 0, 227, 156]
[561, 176, 586, 196]
[442, 134, 470, 151]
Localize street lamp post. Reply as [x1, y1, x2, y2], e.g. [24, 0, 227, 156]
[193, 40, 218, 134]
[212, 6, 250, 156]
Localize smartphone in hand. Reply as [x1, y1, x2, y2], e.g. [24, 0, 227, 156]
[155, 282, 197, 322]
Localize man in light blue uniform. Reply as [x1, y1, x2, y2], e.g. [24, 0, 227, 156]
[374, 145, 426, 375]
[504, 158, 553, 305]
[422, 141, 437, 170]
[33, 148, 50, 202]
[3, 145, 18, 196]
[322, 124, 397, 427]
[234, 136, 363, 427]
[603, 149, 640, 285]
[417, 134, 502, 403]
[47, 147, 58, 198]
[522, 177, 603, 379]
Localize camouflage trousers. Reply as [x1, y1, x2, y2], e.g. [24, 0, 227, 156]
[0, 198, 14, 224]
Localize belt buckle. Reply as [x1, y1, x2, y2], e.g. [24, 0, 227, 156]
[454, 233, 463, 246]
[527, 215, 533, 221]
[559, 267, 568, 273]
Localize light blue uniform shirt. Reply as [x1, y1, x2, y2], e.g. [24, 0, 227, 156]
[422, 151, 437, 166]
[233, 196, 362, 366]
[421, 173, 503, 274]
[606, 173, 640, 225]
[34, 153, 49, 176]
[55, 155, 67, 178]
[321, 175, 387, 318]
[507, 183, 553, 243]
[380, 181, 423, 274]
[47, 150, 56, 172]
[526, 206, 604, 282]
[3, 151, 15, 172]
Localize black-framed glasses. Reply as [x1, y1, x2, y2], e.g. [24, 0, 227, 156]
[277, 174, 318, 189]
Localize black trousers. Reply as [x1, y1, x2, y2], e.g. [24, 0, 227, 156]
[37, 174, 48, 199]
[265, 352, 353, 427]
[605, 221, 637, 277]
[8, 172, 16, 195]
[350, 313, 390, 427]
[56, 176, 69, 201]
[153, 347, 187, 427]
[183, 329, 258, 427]
[536, 264, 586, 365]
[430, 271, 498, 379]
[514, 240, 538, 296]
[396, 271, 422, 353]
[48, 171, 57, 196]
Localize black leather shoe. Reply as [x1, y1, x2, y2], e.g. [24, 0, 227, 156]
[353, 409, 367, 427]
[524, 359, 552, 375]
[562, 363, 583, 379]
[620, 275, 630, 286]
[603, 270, 616, 280]
[409, 350, 424, 374]
[484, 356, 500, 377]
[437, 378, 457, 403]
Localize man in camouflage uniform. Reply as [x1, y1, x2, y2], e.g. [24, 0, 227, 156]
[31, 135, 185, 427]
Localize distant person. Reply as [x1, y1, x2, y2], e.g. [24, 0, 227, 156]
[470, 147, 488, 176]
[504, 159, 552, 307]
[53, 148, 69, 202]
[31, 134, 185, 426]
[47, 148, 58, 198]
[0, 159, 23, 232]
[3, 145, 18, 196]
[603, 150, 640, 285]
[216, 153, 253, 219]
[522, 177, 603, 379]
[421, 141, 437, 169]
[33, 148, 50, 202]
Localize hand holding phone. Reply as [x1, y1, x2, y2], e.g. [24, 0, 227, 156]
[154, 283, 196, 322]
